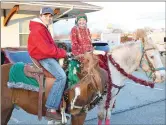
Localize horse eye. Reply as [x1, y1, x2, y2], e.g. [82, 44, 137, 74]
[150, 56, 154, 59]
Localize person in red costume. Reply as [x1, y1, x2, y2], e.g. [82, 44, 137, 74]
[70, 13, 93, 57]
[28, 7, 67, 121]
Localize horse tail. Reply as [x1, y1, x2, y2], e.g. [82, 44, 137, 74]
[1, 63, 13, 81]
[1, 63, 14, 125]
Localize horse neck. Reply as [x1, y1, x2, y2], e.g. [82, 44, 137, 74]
[108, 42, 143, 87]
[86, 58, 102, 92]
[112, 41, 142, 73]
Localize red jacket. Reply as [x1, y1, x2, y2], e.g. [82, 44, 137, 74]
[70, 26, 93, 56]
[28, 18, 66, 60]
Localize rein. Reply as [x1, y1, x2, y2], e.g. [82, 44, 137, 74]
[65, 55, 104, 113]
[102, 53, 155, 115]
[108, 54, 154, 88]
[80, 60, 101, 93]
[102, 41, 157, 111]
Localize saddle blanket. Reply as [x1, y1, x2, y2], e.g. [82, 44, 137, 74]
[7, 62, 39, 92]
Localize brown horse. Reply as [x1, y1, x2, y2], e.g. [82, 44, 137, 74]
[1, 52, 108, 125]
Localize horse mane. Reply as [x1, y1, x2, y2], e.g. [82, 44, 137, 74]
[82, 52, 100, 72]
[78, 52, 101, 89]
[107, 29, 160, 73]
[134, 29, 158, 50]
[110, 28, 159, 52]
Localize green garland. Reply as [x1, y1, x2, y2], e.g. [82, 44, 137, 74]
[67, 60, 81, 88]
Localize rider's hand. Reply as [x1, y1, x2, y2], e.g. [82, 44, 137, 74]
[67, 52, 72, 57]
[59, 58, 64, 67]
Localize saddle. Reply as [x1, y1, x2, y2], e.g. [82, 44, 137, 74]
[30, 58, 54, 78]
[24, 58, 66, 121]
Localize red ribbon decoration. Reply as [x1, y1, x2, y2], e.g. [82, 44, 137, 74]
[97, 54, 154, 111]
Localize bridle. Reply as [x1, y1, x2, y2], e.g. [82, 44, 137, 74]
[79, 52, 104, 93]
[68, 52, 104, 112]
[139, 41, 165, 81]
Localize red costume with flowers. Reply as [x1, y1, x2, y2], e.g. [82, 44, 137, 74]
[70, 14, 93, 56]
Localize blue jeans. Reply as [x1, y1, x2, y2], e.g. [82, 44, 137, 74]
[39, 58, 66, 110]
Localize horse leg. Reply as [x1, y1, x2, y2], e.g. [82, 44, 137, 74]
[104, 97, 116, 125]
[97, 87, 118, 125]
[47, 120, 61, 125]
[71, 113, 87, 125]
[104, 87, 118, 125]
[97, 95, 106, 125]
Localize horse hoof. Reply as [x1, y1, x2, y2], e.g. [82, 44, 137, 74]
[105, 119, 110, 125]
[14, 104, 20, 110]
[98, 119, 102, 125]
[47, 120, 55, 125]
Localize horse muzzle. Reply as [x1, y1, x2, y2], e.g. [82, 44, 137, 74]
[154, 70, 166, 83]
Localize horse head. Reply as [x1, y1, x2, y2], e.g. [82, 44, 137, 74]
[65, 52, 103, 115]
[135, 29, 165, 83]
[82, 51, 100, 72]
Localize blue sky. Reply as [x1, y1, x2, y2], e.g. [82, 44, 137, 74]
[53, 2, 165, 35]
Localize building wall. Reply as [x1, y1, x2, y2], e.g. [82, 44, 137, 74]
[148, 32, 166, 52]
[1, 10, 19, 47]
[149, 32, 165, 43]
[1, 10, 54, 48]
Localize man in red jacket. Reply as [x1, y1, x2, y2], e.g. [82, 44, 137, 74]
[28, 7, 67, 120]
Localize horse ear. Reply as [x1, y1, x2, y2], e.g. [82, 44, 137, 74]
[89, 51, 93, 55]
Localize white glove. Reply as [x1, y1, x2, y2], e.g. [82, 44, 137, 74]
[67, 52, 72, 57]
[93, 50, 106, 55]
[59, 58, 64, 67]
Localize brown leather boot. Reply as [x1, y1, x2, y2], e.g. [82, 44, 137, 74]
[45, 110, 62, 120]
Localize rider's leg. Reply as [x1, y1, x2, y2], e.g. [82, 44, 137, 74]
[39, 58, 66, 120]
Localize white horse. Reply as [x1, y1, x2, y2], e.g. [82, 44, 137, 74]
[47, 29, 165, 125]
[97, 30, 165, 125]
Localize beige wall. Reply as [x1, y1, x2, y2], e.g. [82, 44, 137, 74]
[149, 32, 165, 44]
[148, 32, 166, 52]
[1, 10, 54, 48]
[1, 15, 19, 47]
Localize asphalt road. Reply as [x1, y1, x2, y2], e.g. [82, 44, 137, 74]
[85, 100, 165, 125]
